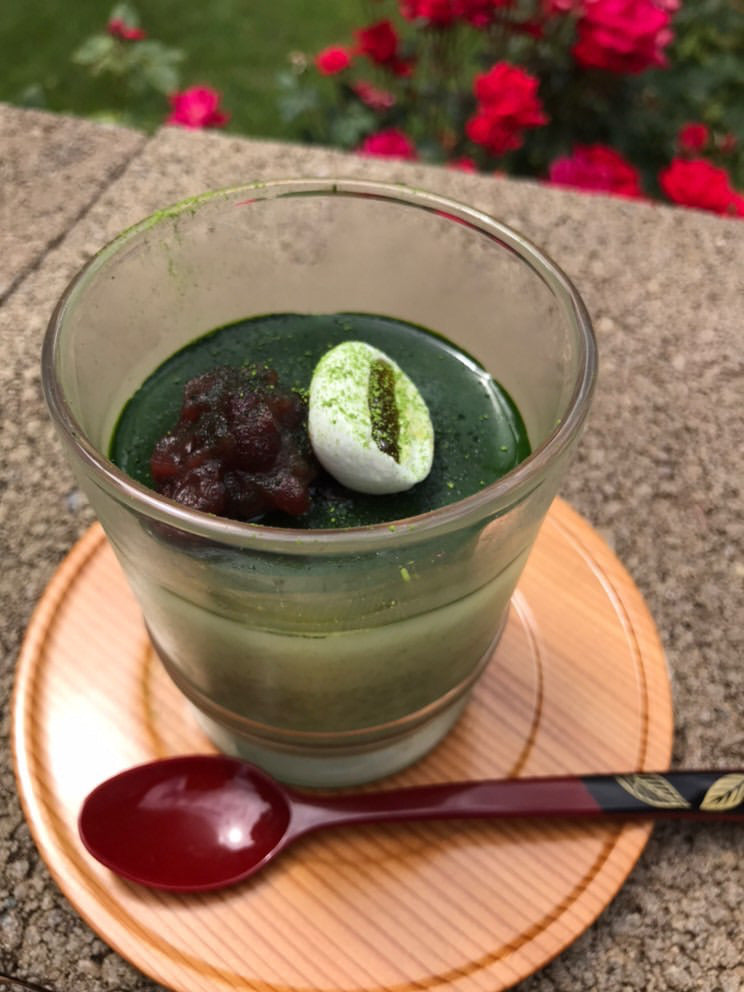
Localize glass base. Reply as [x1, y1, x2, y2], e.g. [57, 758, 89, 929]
[191, 693, 472, 788]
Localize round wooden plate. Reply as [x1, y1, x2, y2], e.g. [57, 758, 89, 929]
[13, 498, 672, 992]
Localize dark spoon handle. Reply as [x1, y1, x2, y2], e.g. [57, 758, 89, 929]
[580, 771, 744, 819]
[294, 771, 744, 832]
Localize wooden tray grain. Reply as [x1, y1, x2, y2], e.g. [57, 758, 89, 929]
[12, 498, 673, 992]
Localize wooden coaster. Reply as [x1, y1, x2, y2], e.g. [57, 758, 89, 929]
[12, 498, 673, 992]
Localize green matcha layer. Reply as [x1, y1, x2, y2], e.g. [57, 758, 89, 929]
[110, 312, 530, 528]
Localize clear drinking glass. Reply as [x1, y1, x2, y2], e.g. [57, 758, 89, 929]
[42, 179, 596, 787]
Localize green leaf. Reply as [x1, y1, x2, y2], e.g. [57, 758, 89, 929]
[71, 34, 116, 66]
[328, 105, 376, 147]
[133, 40, 184, 66]
[140, 61, 181, 95]
[126, 41, 184, 93]
[277, 87, 320, 123]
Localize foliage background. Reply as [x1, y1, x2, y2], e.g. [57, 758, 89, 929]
[1, 0, 742, 194]
[0, 0, 354, 138]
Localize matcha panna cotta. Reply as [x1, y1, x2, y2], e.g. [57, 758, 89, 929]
[45, 179, 596, 787]
[308, 340, 435, 496]
[106, 311, 535, 785]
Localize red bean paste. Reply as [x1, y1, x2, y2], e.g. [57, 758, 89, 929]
[150, 365, 319, 520]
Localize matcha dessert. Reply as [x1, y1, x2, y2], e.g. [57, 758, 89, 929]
[111, 312, 530, 527]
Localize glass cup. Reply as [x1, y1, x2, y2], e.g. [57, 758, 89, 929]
[42, 179, 596, 787]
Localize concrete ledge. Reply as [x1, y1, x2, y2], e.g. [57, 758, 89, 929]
[0, 103, 145, 300]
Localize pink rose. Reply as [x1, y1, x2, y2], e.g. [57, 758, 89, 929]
[549, 145, 644, 197]
[166, 87, 229, 129]
[107, 17, 146, 41]
[352, 80, 396, 110]
[659, 158, 744, 217]
[358, 128, 418, 160]
[573, 0, 674, 74]
[315, 46, 352, 75]
[677, 122, 709, 153]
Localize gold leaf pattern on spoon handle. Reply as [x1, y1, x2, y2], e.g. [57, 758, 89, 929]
[700, 773, 744, 812]
[615, 774, 691, 809]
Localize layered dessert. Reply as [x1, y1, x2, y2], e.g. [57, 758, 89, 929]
[107, 312, 535, 784]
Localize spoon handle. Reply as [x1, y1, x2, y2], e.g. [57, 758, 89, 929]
[295, 771, 744, 830]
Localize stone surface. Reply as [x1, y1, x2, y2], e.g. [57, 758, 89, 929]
[0, 104, 145, 302]
[0, 112, 742, 992]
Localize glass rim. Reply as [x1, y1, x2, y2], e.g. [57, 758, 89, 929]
[42, 177, 597, 553]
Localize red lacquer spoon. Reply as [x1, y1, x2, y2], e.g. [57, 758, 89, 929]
[78, 756, 744, 892]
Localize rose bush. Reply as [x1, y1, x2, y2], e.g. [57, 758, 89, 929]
[277, 0, 743, 217]
[70, 3, 229, 133]
[59, 1, 743, 216]
[71, 3, 185, 126]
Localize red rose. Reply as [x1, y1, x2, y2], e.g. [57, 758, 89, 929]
[352, 80, 396, 110]
[677, 122, 709, 153]
[355, 19, 415, 75]
[358, 128, 418, 160]
[355, 20, 400, 64]
[549, 145, 644, 197]
[166, 87, 230, 129]
[107, 17, 146, 41]
[466, 113, 523, 154]
[473, 63, 547, 125]
[400, 0, 463, 24]
[466, 63, 547, 155]
[315, 46, 352, 75]
[659, 158, 744, 217]
[400, 0, 511, 25]
[573, 0, 673, 74]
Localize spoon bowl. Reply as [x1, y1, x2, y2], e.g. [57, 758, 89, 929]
[80, 757, 293, 890]
[79, 755, 744, 892]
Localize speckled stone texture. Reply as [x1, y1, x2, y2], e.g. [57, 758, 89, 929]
[0, 106, 145, 301]
[0, 105, 741, 992]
